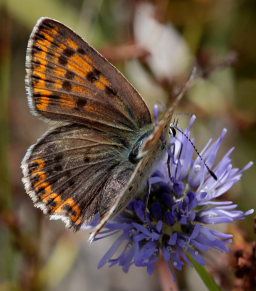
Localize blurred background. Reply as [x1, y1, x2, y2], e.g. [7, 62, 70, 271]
[0, 0, 255, 290]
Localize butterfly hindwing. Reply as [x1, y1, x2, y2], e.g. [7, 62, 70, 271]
[22, 123, 137, 230]
[26, 17, 152, 134]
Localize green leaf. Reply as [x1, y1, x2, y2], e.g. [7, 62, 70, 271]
[187, 253, 223, 291]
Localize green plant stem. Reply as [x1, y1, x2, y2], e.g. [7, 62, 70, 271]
[188, 253, 223, 291]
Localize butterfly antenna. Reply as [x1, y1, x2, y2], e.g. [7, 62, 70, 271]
[172, 66, 198, 108]
[173, 112, 193, 120]
[171, 125, 218, 180]
[167, 53, 236, 115]
[162, 66, 198, 127]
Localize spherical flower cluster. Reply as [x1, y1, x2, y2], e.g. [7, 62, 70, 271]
[95, 116, 253, 276]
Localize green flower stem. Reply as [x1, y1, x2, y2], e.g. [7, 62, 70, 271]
[187, 253, 223, 291]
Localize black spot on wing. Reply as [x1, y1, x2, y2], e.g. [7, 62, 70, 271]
[54, 153, 64, 162]
[84, 156, 90, 163]
[63, 48, 75, 57]
[58, 55, 68, 65]
[86, 68, 100, 82]
[54, 164, 63, 171]
[77, 47, 86, 55]
[105, 86, 117, 96]
[76, 98, 87, 110]
[65, 70, 75, 80]
[62, 80, 72, 91]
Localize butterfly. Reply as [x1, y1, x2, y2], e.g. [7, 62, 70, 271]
[21, 17, 187, 241]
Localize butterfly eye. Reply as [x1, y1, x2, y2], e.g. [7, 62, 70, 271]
[170, 127, 176, 137]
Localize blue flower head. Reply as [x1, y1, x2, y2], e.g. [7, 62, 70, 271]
[94, 116, 254, 276]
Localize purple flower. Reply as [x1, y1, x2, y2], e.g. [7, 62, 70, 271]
[94, 116, 254, 276]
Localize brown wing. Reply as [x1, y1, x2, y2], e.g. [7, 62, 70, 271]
[21, 123, 137, 230]
[25, 17, 152, 135]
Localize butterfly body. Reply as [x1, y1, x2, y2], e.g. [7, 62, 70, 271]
[21, 18, 176, 239]
[110, 137, 168, 213]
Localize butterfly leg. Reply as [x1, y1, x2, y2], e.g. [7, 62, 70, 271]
[144, 180, 151, 220]
[167, 137, 184, 182]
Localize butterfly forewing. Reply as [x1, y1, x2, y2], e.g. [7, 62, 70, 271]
[26, 18, 152, 134]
